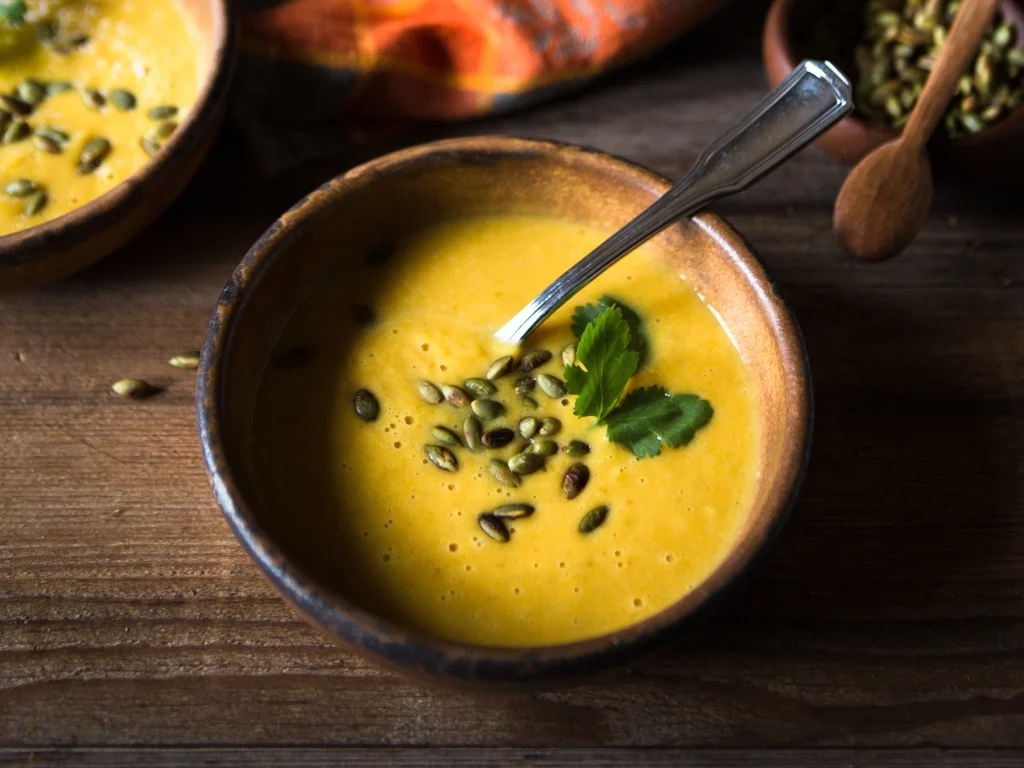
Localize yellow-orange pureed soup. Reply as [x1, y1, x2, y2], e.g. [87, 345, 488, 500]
[254, 215, 759, 647]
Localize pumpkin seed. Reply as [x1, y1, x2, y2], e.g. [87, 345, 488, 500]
[168, 351, 201, 369]
[5, 179, 38, 197]
[80, 88, 105, 110]
[470, 398, 504, 421]
[112, 378, 155, 399]
[34, 136, 61, 154]
[508, 452, 544, 475]
[520, 395, 538, 410]
[353, 389, 380, 421]
[536, 373, 567, 398]
[463, 416, 483, 451]
[109, 89, 137, 111]
[518, 349, 552, 372]
[78, 137, 112, 174]
[482, 427, 515, 449]
[489, 458, 520, 487]
[37, 21, 59, 43]
[561, 343, 577, 367]
[46, 81, 73, 96]
[425, 444, 458, 472]
[34, 126, 69, 144]
[478, 513, 510, 543]
[148, 104, 178, 120]
[514, 376, 535, 395]
[17, 80, 45, 106]
[24, 191, 47, 216]
[140, 136, 160, 157]
[417, 380, 444, 404]
[538, 417, 561, 437]
[431, 426, 462, 447]
[579, 505, 609, 534]
[563, 463, 590, 499]
[3, 119, 29, 144]
[562, 439, 591, 457]
[151, 121, 177, 141]
[464, 377, 496, 397]
[273, 346, 312, 369]
[441, 384, 471, 408]
[527, 439, 558, 457]
[0, 95, 32, 116]
[491, 503, 535, 519]
[518, 416, 538, 440]
[486, 355, 514, 380]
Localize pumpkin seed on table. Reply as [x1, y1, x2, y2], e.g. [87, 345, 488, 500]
[518, 416, 538, 440]
[111, 378, 155, 399]
[6, 179, 38, 197]
[168, 351, 201, 369]
[463, 415, 483, 451]
[109, 89, 137, 111]
[431, 426, 462, 447]
[417, 380, 444, 404]
[561, 343, 577, 367]
[527, 439, 558, 457]
[24, 191, 47, 216]
[478, 513, 510, 543]
[491, 503, 535, 520]
[80, 88, 105, 110]
[463, 377, 496, 397]
[518, 349, 551, 372]
[508, 452, 544, 475]
[17, 80, 45, 106]
[538, 417, 561, 437]
[425, 444, 458, 472]
[148, 104, 179, 120]
[3, 119, 30, 144]
[486, 355, 513, 380]
[353, 389, 380, 421]
[579, 505, 609, 534]
[563, 463, 590, 499]
[489, 458, 520, 487]
[482, 427, 515, 449]
[536, 374, 567, 398]
[470, 398, 504, 421]
[441, 384, 471, 408]
[563, 439, 591, 457]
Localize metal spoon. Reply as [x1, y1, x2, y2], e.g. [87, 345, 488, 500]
[494, 60, 854, 345]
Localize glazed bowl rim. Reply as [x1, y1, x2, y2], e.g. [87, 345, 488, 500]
[0, 0, 237, 259]
[197, 135, 813, 685]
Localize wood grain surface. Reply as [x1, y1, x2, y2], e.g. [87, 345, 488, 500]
[2, 4, 1023, 766]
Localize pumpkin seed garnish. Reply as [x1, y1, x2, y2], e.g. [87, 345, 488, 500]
[482, 427, 515, 449]
[508, 452, 544, 475]
[109, 89, 137, 111]
[563, 439, 591, 457]
[486, 355, 514, 380]
[514, 376, 535, 395]
[353, 389, 380, 421]
[425, 444, 458, 472]
[24, 191, 47, 216]
[470, 398, 504, 421]
[520, 395, 538, 410]
[579, 505, 609, 534]
[478, 513, 510, 543]
[416, 380, 444, 404]
[34, 136, 61, 154]
[151, 121, 177, 141]
[491, 503, 535, 519]
[3, 119, 29, 144]
[35, 126, 70, 144]
[536, 373, 567, 398]
[441, 384, 471, 408]
[17, 80, 45, 106]
[538, 417, 561, 437]
[37, 21, 59, 43]
[78, 138, 112, 174]
[45, 81, 73, 96]
[527, 439, 558, 457]
[518, 349, 552, 372]
[140, 137, 161, 157]
[561, 343, 577, 367]
[80, 88, 105, 110]
[464, 377, 497, 397]
[463, 415, 483, 451]
[5, 178, 38, 197]
[563, 463, 590, 499]
[147, 104, 179, 120]
[0, 95, 32, 116]
[168, 351, 201, 369]
[518, 416, 538, 440]
[489, 458, 520, 487]
[431, 425, 462, 447]
[112, 378, 155, 399]
[273, 346, 312, 369]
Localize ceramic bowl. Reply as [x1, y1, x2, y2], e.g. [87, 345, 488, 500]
[0, 0, 237, 293]
[763, 0, 1024, 173]
[196, 136, 812, 688]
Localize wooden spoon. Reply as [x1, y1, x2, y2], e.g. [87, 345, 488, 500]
[833, 0, 1000, 261]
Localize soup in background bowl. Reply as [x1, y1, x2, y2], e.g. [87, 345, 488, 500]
[198, 136, 811, 687]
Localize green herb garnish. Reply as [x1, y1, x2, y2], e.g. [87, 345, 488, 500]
[564, 305, 639, 423]
[605, 386, 713, 458]
[571, 295, 646, 366]
[0, 1, 27, 25]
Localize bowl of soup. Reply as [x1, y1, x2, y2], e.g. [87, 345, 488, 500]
[0, 0, 236, 293]
[197, 136, 811, 687]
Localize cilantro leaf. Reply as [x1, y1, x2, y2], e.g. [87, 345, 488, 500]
[563, 305, 639, 423]
[605, 386, 713, 458]
[0, 1, 27, 24]
[571, 295, 646, 367]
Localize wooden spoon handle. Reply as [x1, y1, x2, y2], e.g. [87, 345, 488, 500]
[902, 0, 1000, 150]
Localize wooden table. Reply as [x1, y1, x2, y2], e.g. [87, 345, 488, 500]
[2, 5, 1023, 766]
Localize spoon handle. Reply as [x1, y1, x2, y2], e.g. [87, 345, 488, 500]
[494, 60, 853, 345]
[901, 0, 1000, 151]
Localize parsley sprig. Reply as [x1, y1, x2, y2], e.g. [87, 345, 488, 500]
[563, 298, 714, 458]
[0, 1, 27, 25]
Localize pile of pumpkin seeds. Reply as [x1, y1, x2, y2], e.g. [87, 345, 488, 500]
[0, 17, 181, 217]
[353, 347, 610, 542]
[854, 0, 1024, 136]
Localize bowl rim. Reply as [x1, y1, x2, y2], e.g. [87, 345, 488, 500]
[196, 135, 813, 686]
[0, 0, 237, 262]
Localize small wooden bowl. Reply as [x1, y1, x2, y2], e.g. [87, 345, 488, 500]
[196, 137, 812, 689]
[0, 0, 237, 293]
[763, 0, 1024, 173]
